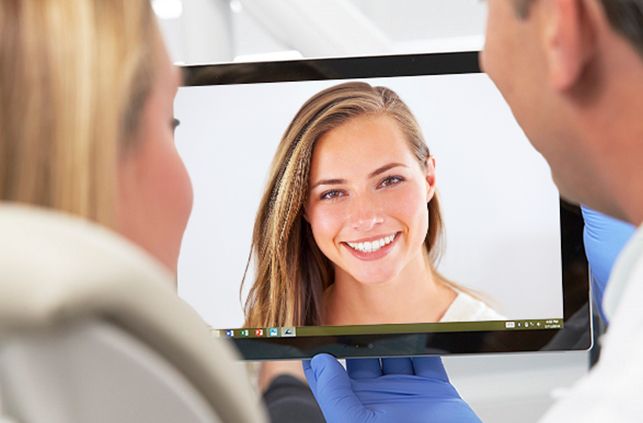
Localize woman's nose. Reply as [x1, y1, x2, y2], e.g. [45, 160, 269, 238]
[349, 195, 384, 232]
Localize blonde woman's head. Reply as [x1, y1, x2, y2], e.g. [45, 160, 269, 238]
[0, 0, 192, 272]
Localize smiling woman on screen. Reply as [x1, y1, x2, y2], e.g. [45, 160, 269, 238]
[242, 82, 504, 328]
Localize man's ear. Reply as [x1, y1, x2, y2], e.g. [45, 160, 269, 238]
[544, 0, 596, 91]
[425, 157, 437, 202]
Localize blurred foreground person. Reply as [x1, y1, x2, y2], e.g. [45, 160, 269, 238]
[0, 1, 266, 421]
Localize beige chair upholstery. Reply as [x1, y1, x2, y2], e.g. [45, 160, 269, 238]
[0, 205, 267, 423]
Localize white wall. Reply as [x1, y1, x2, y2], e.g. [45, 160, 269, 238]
[157, 0, 487, 63]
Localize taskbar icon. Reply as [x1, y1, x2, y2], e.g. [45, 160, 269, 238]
[281, 327, 296, 337]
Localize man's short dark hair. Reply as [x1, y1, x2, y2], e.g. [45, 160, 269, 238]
[514, 0, 643, 57]
[601, 0, 643, 57]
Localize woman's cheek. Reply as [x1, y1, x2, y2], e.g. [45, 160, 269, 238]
[384, 184, 426, 221]
[309, 202, 346, 245]
[170, 147, 194, 226]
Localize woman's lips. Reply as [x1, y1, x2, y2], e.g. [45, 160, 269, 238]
[342, 232, 400, 261]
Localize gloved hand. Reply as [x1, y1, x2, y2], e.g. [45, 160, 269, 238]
[304, 353, 481, 423]
[582, 206, 635, 322]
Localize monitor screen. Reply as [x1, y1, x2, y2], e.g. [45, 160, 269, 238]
[174, 52, 590, 359]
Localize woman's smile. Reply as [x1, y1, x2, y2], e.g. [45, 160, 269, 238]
[342, 232, 400, 260]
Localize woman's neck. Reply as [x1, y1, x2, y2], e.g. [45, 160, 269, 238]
[323, 250, 456, 325]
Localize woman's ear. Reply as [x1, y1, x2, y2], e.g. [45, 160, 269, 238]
[424, 156, 437, 202]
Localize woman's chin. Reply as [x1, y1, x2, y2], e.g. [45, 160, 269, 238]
[351, 271, 396, 286]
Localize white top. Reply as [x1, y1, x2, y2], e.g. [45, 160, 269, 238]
[440, 291, 506, 322]
[540, 223, 643, 422]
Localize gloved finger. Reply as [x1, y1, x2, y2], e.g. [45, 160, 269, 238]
[411, 356, 449, 381]
[302, 359, 315, 393]
[306, 354, 373, 422]
[381, 357, 414, 375]
[346, 358, 383, 379]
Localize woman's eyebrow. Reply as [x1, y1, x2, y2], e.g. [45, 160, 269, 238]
[368, 162, 407, 178]
[311, 163, 407, 189]
[311, 178, 346, 189]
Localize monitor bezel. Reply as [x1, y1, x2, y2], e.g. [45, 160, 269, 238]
[180, 51, 592, 359]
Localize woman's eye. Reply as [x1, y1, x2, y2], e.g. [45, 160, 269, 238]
[320, 190, 345, 200]
[378, 175, 404, 188]
[172, 117, 181, 134]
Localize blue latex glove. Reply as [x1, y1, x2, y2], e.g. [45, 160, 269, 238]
[582, 206, 635, 322]
[304, 354, 481, 423]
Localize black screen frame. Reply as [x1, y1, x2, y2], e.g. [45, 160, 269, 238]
[180, 51, 591, 359]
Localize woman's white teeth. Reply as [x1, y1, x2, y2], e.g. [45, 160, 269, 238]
[347, 234, 395, 253]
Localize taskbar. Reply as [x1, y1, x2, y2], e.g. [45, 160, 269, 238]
[213, 318, 563, 339]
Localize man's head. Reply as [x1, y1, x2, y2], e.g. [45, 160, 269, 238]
[481, 0, 643, 224]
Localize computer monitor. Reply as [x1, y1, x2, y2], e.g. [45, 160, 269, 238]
[175, 52, 591, 359]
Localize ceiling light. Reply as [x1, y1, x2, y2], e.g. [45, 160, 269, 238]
[229, 0, 243, 14]
[152, 0, 183, 20]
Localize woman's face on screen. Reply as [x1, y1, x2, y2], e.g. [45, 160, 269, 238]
[306, 114, 436, 285]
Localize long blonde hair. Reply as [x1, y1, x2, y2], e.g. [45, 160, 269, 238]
[0, 0, 156, 225]
[243, 82, 446, 327]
